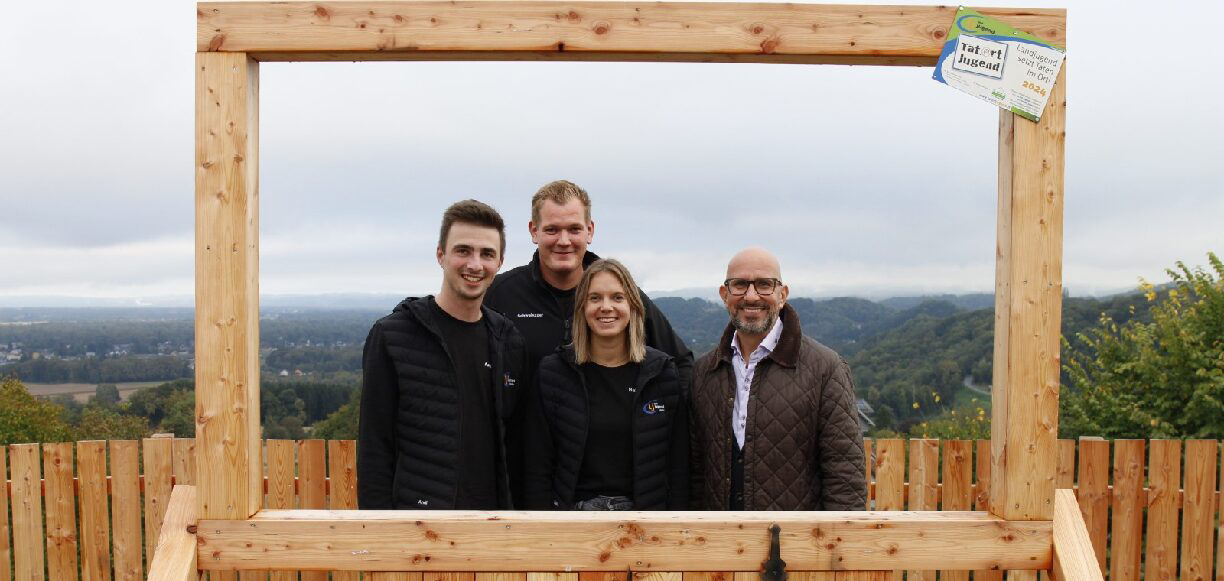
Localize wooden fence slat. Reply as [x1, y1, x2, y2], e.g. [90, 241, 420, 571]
[1180, 440, 1218, 581]
[0, 446, 10, 581]
[265, 440, 297, 581]
[78, 440, 112, 581]
[874, 439, 904, 581]
[1144, 439, 1181, 581]
[941, 440, 973, 581]
[43, 442, 80, 581]
[1076, 438, 1109, 574]
[1110, 440, 1145, 581]
[681, 574, 729, 581]
[907, 439, 938, 581]
[110, 440, 144, 581]
[974, 439, 1002, 581]
[144, 437, 175, 567]
[1218, 447, 1224, 581]
[10, 443, 46, 581]
[429, 574, 477, 581]
[371, 574, 423, 581]
[634, 574, 681, 581]
[173, 438, 197, 485]
[329, 440, 359, 581]
[527, 575, 575, 581]
[481, 574, 530, 581]
[298, 440, 328, 581]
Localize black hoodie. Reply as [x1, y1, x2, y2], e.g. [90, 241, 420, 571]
[357, 296, 529, 509]
[485, 250, 694, 391]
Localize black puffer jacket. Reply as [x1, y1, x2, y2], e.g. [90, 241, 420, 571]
[357, 296, 529, 509]
[525, 346, 688, 510]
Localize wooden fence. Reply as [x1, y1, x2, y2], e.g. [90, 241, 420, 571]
[2, 437, 1220, 581]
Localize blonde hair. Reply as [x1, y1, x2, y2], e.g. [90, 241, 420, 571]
[531, 180, 592, 224]
[571, 259, 647, 364]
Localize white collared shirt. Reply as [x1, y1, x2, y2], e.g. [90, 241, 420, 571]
[730, 317, 784, 449]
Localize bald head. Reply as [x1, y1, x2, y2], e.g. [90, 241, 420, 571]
[725, 246, 782, 281]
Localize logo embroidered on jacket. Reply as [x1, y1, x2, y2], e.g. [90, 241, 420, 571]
[642, 400, 665, 415]
[504, 373, 516, 388]
[416, 499, 429, 506]
[516, 313, 544, 318]
[484, 361, 492, 369]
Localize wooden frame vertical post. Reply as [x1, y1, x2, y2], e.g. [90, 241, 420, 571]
[195, 51, 262, 520]
[990, 65, 1067, 524]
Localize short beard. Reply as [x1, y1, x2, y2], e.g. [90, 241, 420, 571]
[731, 309, 777, 335]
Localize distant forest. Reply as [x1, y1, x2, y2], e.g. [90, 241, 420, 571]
[0, 290, 1153, 438]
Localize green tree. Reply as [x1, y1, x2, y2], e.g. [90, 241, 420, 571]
[94, 383, 121, 407]
[1061, 252, 1224, 438]
[0, 377, 72, 445]
[75, 405, 150, 440]
[312, 388, 360, 440]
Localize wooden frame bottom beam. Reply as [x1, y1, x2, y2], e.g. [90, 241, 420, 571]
[197, 510, 1050, 572]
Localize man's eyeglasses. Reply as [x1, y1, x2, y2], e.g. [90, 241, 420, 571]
[723, 278, 781, 296]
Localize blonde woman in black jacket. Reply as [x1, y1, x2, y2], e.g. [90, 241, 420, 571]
[524, 259, 689, 510]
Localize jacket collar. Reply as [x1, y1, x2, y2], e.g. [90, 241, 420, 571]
[528, 249, 601, 290]
[396, 295, 510, 341]
[557, 343, 671, 384]
[716, 303, 802, 368]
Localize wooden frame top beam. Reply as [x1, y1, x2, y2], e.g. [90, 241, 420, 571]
[198, 2, 1065, 65]
[197, 510, 1051, 571]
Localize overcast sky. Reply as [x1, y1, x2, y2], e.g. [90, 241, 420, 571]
[1, 0, 1220, 306]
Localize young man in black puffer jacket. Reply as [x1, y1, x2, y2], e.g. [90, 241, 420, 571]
[358, 200, 530, 510]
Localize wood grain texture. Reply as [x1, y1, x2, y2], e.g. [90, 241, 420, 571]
[197, 2, 1064, 66]
[195, 50, 262, 521]
[1144, 439, 1180, 581]
[265, 440, 297, 581]
[974, 440, 1003, 581]
[298, 440, 328, 581]
[174, 438, 198, 486]
[1179, 440, 1218, 581]
[1051, 489, 1103, 581]
[940, 440, 972, 581]
[1217, 449, 1224, 581]
[9, 443, 46, 581]
[148, 486, 200, 581]
[197, 511, 1051, 572]
[146, 437, 177, 566]
[1075, 438, 1108, 573]
[873, 439, 904, 581]
[371, 574, 424, 581]
[111, 440, 145, 581]
[0, 447, 9, 581]
[907, 439, 938, 581]
[873, 439, 904, 511]
[479, 574, 529, 581]
[78, 440, 113, 581]
[634, 573, 681, 581]
[43, 442, 81, 581]
[1055, 439, 1076, 491]
[990, 63, 1066, 522]
[431, 573, 478, 581]
[1108, 440, 1144, 581]
[329, 440, 360, 581]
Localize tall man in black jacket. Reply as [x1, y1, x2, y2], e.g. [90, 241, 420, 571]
[358, 200, 530, 510]
[484, 180, 693, 385]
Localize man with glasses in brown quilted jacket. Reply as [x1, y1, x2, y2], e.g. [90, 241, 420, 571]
[689, 247, 867, 511]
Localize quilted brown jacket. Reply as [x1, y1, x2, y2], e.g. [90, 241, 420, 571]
[689, 304, 867, 511]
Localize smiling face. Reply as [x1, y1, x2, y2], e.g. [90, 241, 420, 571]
[719, 247, 789, 337]
[436, 221, 504, 305]
[583, 271, 631, 340]
[529, 197, 594, 287]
